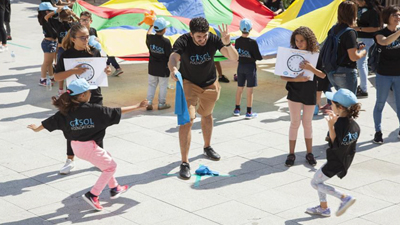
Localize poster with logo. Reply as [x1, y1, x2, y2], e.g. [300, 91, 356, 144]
[274, 47, 319, 81]
[64, 57, 108, 87]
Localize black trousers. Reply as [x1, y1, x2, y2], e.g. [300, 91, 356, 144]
[0, 9, 7, 44]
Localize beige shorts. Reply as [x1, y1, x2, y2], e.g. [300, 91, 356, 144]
[183, 79, 221, 119]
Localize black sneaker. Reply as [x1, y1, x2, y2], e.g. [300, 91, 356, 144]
[218, 75, 230, 83]
[285, 154, 296, 167]
[306, 153, 317, 166]
[373, 131, 383, 144]
[204, 146, 221, 161]
[179, 162, 191, 179]
[356, 86, 368, 98]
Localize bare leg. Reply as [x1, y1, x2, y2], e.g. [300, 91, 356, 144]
[246, 87, 253, 107]
[201, 114, 213, 148]
[215, 61, 222, 77]
[305, 138, 312, 154]
[235, 86, 244, 105]
[289, 140, 296, 155]
[179, 120, 194, 163]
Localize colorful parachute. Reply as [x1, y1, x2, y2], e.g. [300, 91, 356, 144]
[72, 0, 343, 60]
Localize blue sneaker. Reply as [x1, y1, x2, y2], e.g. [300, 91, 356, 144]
[306, 205, 331, 217]
[313, 105, 319, 115]
[336, 195, 356, 216]
[245, 112, 257, 120]
[233, 109, 240, 116]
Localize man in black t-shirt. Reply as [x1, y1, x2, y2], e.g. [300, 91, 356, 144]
[146, 17, 172, 110]
[168, 17, 238, 179]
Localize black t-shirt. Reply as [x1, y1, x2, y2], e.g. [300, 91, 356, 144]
[263, 0, 284, 13]
[57, 21, 77, 44]
[375, 27, 400, 76]
[357, 7, 380, 39]
[172, 33, 224, 87]
[42, 18, 61, 39]
[56, 47, 103, 104]
[146, 34, 172, 77]
[42, 103, 121, 146]
[322, 117, 360, 179]
[335, 24, 358, 68]
[235, 37, 262, 64]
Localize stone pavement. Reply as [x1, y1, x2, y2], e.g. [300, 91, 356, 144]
[1, 1, 400, 224]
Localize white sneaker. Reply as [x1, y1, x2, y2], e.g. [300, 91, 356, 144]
[0, 46, 8, 53]
[59, 159, 75, 175]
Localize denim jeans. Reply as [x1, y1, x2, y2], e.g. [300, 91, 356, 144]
[147, 74, 169, 104]
[357, 38, 375, 92]
[373, 73, 400, 132]
[327, 66, 357, 94]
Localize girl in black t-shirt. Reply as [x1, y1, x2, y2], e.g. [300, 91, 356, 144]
[38, 2, 61, 86]
[372, 5, 400, 144]
[281, 26, 326, 167]
[54, 23, 111, 176]
[28, 79, 148, 211]
[307, 88, 361, 217]
[262, 0, 284, 15]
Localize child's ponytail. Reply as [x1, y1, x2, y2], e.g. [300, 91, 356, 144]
[52, 93, 80, 116]
[347, 103, 361, 119]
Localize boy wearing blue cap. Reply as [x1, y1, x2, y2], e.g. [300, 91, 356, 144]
[306, 88, 361, 217]
[145, 17, 172, 110]
[28, 79, 148, 211]
[233, 18, 262, 119]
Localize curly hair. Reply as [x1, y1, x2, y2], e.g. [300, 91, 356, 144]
[52, 93, 81, 116]
[290, 26, 319, 53]
[333, 102, 361, 119]
[189, 17, 209, 33]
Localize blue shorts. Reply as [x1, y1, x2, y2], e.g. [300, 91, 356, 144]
[237, 63, 257, 87]
[41, 39, 57, 53]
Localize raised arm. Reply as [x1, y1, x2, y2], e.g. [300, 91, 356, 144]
[218, 24, 239, 61]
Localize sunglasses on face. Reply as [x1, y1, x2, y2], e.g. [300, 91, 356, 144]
[74, 35, 89, 41]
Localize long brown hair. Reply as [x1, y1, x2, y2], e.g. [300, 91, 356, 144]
[52, 93, 82, 116]
[290, 26, 319, 53]
[338, 1, 357, 26]
[61, 24, 91, 53]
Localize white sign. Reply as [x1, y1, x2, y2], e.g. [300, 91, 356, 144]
[64, 57, 108, 87]
[274, 47, 319, 81]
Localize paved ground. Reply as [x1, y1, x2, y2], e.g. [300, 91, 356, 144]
[1, 1, 400, 224]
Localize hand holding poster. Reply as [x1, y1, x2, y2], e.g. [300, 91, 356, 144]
[274, 47, 319, 81]
[64, 57, 108, 87]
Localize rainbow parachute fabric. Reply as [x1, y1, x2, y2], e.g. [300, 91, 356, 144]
[72, 0, 343, 60]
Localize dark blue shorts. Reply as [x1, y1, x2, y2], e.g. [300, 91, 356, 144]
[237, 63, 257, 87]
[41, 39, 57, 53]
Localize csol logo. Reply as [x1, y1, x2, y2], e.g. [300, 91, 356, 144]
[237, 48, 251, 58]
[69, 118, 95, 130]
[189, 52, 211, 65]
[150, 44, 165, 54]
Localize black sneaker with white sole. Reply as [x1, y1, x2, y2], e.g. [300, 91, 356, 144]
[373, 131, 383, 144]
[204, 146, 221, 161]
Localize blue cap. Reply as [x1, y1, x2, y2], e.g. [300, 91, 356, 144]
[39, 2, 57, 11]
[153, 18, 170, 31]
[195, 165, 219, 176]
[325, 88, 358, 108]
[240, 18, 252, 32]
[67, 79, 98, 96]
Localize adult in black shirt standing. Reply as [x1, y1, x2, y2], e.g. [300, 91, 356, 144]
[372, 5, 400, 144]
[168, 17, 238, 179]
[353, 0, 382, 97]
[0, 0, 7, 52]
[327, 1, 367, 94]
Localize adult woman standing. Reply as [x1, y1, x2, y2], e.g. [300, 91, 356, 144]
[327, 1, 367, 94]
[354, 0, 382, 97]
[372, 5, 400, 144]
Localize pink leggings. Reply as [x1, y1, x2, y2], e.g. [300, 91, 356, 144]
[71, 140, 118, 196]
[288, 100, 314, 140]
